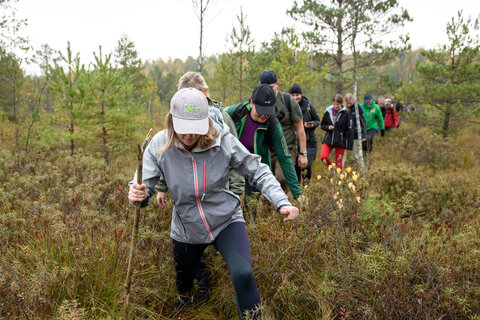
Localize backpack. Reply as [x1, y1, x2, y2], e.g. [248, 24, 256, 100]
[283, 93, 292, 113]
[276, 93, 293, 121]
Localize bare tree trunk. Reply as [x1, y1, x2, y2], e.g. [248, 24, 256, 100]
[70, 122, 75, 155]
[69, 102, 75, 155]
[147, 94, 152, 120]
[199, 2, 203, 72]
[351, 0, 365, 169]
[101, 99, 110, 165]
[12, 67, 19, 148]
[193, 0, 210, 72]
[102, 126, 109, 164]
[239, 54, 243, 101]
[25, 78, 47, 153]
[335, 0, 344, 94]
[443, 105, 451, 140]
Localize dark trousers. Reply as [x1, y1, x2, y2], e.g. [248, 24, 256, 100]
[295, 145, 317, 181]
[365, 129, 378, 152]
[172, 222, 261, 319]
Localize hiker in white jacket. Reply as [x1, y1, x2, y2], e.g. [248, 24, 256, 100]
[128, 87, 299, 319]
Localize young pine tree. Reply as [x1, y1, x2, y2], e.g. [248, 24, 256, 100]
[48, 42, 86, 155]
[85, 47, 145, 164]
[399, 11, 480, 139]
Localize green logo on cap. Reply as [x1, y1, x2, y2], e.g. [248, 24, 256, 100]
[184, 104, 200, 116]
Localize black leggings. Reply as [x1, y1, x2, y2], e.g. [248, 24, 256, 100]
[172, 222, 261, 319]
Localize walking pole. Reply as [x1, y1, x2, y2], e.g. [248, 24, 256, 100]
[123, 128, 153, 320]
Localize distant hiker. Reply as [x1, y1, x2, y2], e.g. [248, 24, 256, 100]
[128, 87, 299, 320]
[360, 93, 385, 152]
[259, 71, 308, 193]
[344, 93, 367, 164]
[319, 94, 353, 169]
[289, 83, 320, 182]
[225, 84, 303, 201]
[384, 98, 401, 131]
[395, 100, 403, 114]
[378, 96, 387, 120]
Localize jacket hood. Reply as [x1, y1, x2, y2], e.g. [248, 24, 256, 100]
[325, 105, 347, 123]
[299, 96, 310, 109]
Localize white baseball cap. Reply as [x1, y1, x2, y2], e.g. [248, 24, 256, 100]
[170, 88, 209, 135]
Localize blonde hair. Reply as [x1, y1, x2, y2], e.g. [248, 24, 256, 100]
[178, 72, 209, 94]
[158, 113, 219, 153]
[345, 93, 354, 103]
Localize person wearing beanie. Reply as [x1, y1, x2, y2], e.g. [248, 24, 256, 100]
[128, 87, 299, 319]
[225, 84, 303, 201]
[259, 70, 308, 194]
[289, 83, 320, 182]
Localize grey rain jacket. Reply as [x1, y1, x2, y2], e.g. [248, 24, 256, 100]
[129, 123, 291, 244]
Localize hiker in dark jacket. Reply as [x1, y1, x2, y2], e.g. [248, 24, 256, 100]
[320, 94, 354, 169]
[129, 87, 299, 320]
[378, 96, 387, 120]
[344, 93, 367, 164]
[289, 83, 320, 182]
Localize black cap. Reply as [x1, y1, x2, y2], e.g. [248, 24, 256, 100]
[251, 84, 276, 116]
[289, 83, 302, 94]
[364, 93, 372, 103]
[259, 70, 278, 85]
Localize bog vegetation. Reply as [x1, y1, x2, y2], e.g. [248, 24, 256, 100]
[1, 119, 479, 319]
[1, 0, 480, 319]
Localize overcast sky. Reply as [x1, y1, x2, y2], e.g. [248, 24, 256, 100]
[14, 0, 480, 73]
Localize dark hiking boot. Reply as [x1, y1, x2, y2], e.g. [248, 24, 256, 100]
[196, 286, 211, 304]
[173, 295, 193, 314]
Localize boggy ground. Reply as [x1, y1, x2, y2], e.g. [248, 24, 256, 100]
[0, 119, 479, 319]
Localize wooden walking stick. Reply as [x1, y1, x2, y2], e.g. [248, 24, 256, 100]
[123, 128, 153, 320]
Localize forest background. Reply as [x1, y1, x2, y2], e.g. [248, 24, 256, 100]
[0, 0, 479, 319]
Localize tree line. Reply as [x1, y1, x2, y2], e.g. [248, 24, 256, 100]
[1, 0, 479, 162]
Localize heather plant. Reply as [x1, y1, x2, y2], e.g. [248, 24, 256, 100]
[0, 118, 479, 319]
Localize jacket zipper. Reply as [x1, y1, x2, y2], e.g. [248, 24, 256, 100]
[253, 127, 267, 155]
[182, 146, 214, 241]
[201, 161, 206, 201]
[332, 109, 345, 145]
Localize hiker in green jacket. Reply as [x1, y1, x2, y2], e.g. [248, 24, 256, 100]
[225, 84, 303, 201]
[360, 93, 385, 152]
[259, 71, 308, 193]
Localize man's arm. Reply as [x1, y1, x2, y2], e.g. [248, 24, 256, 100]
[293, 119, 308, 170]
[376, 106, 385, 130]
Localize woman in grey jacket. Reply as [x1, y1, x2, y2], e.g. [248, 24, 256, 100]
[128, 88, 299, 319]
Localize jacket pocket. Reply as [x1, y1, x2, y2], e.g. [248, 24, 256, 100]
[204, 191, 240, 230]
[175, 210, 188, 240]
